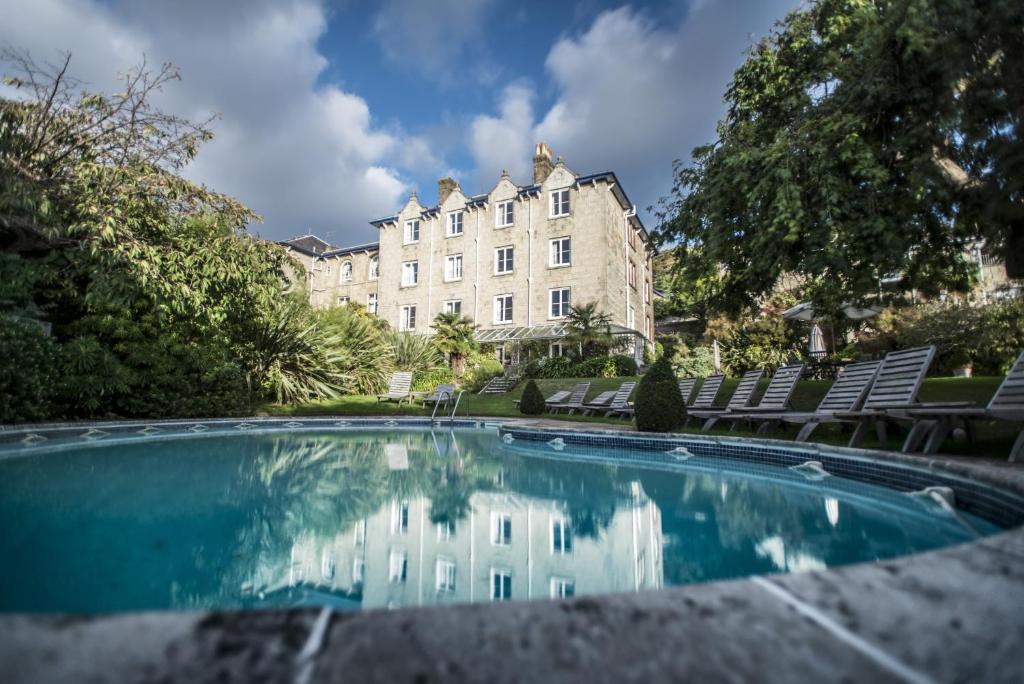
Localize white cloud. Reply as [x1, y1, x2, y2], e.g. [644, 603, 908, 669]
[468, 1, 795, 218]
[0, 0, 427, 243]
[371, 0, 495, 84]
[469, 84, 535, 188]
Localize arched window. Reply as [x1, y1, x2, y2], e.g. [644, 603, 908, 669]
[368, 255, 379, 280]
[341, 260, 353, 282]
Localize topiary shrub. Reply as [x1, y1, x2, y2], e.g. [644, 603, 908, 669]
[519, 379, 546, 415]
[634, 357, 686, 432]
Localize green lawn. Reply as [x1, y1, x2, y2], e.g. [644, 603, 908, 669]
[262, 375, 1018, 459]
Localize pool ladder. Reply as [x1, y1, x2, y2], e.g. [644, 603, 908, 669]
[430, 389, 466, 424]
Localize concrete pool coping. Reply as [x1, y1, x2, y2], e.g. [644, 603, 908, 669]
[1, 417, 1022, 682]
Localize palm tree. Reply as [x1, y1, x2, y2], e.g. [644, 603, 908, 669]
[431, 312, 477, 377]
[564, 302, 614, 360]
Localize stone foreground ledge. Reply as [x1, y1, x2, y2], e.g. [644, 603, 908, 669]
[2, 526, 1022, 684]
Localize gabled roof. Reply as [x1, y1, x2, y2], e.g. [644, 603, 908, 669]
[322, 242, 379, 258]
[369, 170, 646, 236]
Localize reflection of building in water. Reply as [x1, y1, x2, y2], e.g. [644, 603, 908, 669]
[266, 483, 663, 609]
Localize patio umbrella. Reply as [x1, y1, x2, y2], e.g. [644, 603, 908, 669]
[712, 339, 722, 374]
[809, 324, 826, 359]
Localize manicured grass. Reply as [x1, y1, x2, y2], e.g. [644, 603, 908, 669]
[262, 375, 1018, 459]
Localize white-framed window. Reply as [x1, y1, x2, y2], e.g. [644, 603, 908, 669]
[645, 281, 650, 303]
[444, 254, 463, 281]
[494, 294, 513, 324]
[550, 577, 575, 599]
[549, 288, 570, 319]
[495, 245, 514, 274]
[391, 500, 409, 534]
[436, 558, 456, 592]
[401, 260, 418, 287]
[494, 345, 507, 365]
[628, 261, 637, 288]
[352, 557, 365, 585]
[627, 304, 635, 331]
[549, 342, 564, 358]
[550, 237, 571, 267]
[338, 296, 350, 306]
[368, 255, 379, 280]
[400, 305, 417, 331]
[340, 260, 353, 282]
[366, 293, 378, 315]
[321, 550, 336, 580]
[389, 549, 407, 583]
[551, 518, 573, 554]
[403, 219, 420, 244]
[491, 511, 512, 545]
[353, 520, 366, 546]
[645, 317, 651, 339]
[443, 300, 462, 315]
[447, 211, 464, 237]
[636, 551, 646, 586]
[628, 226, 637, 250]
[496, 200, 514, 228]
[491, 569, 512, 601]
[437, 520, 456, 541]
[550, 188, 570, 217]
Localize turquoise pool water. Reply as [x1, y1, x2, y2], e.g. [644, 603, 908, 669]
[0, 427, 1000, 613]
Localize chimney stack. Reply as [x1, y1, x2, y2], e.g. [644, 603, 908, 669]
[533, 142, 553, 185]
[437, 177, 459, 204]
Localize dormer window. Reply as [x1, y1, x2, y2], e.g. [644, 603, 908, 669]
[447, 211, 464, 237]
[340, 260, 353, 283]
[496, 201, 514, 228]
[550, 189, 570, 218]
[404, 220, 420, 244]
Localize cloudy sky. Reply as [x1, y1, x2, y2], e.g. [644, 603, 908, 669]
[1, 0, 797, 245]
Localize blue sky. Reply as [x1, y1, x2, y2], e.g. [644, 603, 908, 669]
[1, 0, 797, 244]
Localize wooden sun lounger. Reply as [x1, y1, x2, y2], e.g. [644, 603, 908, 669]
[678, 378, 698, 407]
[421, 384, 457, 408]
[592, 381, 638, 418]
[690, 374, 725, 410]
[376, 371, 414, 405]
[686, 369, 765, 429]
[831, 346, 973, 447]
[548, 383, 591, 414]
[514, 389, 570, 407]
[896, 350, 1024, 459]
[745, 359, 883, 441]
[701, 363, 805, 431]
[577, 390, 616, 415]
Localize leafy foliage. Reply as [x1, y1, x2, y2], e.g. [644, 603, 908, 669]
[634, 357, 686, 432]
[0, 317, 58, 422]
[855, 298, 1024, 374]
[518, 379, 546, 415]
[523, 354, 638, 379]
[319, 305, 394, 394]
[411, 367, 456, 392]
[430, 312, 477, 376]
[391, 331, 445, 377]
[670, 344, 717, 379]
[653, 0, 1024, 315]
[0, 53, 344, 418]
[564, 302, 617, 359]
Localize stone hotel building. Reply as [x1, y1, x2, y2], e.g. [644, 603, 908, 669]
[282, 144, 654, 359]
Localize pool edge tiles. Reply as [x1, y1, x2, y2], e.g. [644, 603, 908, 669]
[498, 421, 1024, 529]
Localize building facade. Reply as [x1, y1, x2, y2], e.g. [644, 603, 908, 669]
[282, 144, 654, 355]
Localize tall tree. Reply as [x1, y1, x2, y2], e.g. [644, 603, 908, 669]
[653, 0, 1023, 316]
[564, 302, 614, 360]
[430, 311, 477, 377]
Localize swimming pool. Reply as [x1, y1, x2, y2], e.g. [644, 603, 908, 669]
[0, 420, 1014, 613]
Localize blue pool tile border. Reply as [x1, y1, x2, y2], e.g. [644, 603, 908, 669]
[498, 425, 1024, 529]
